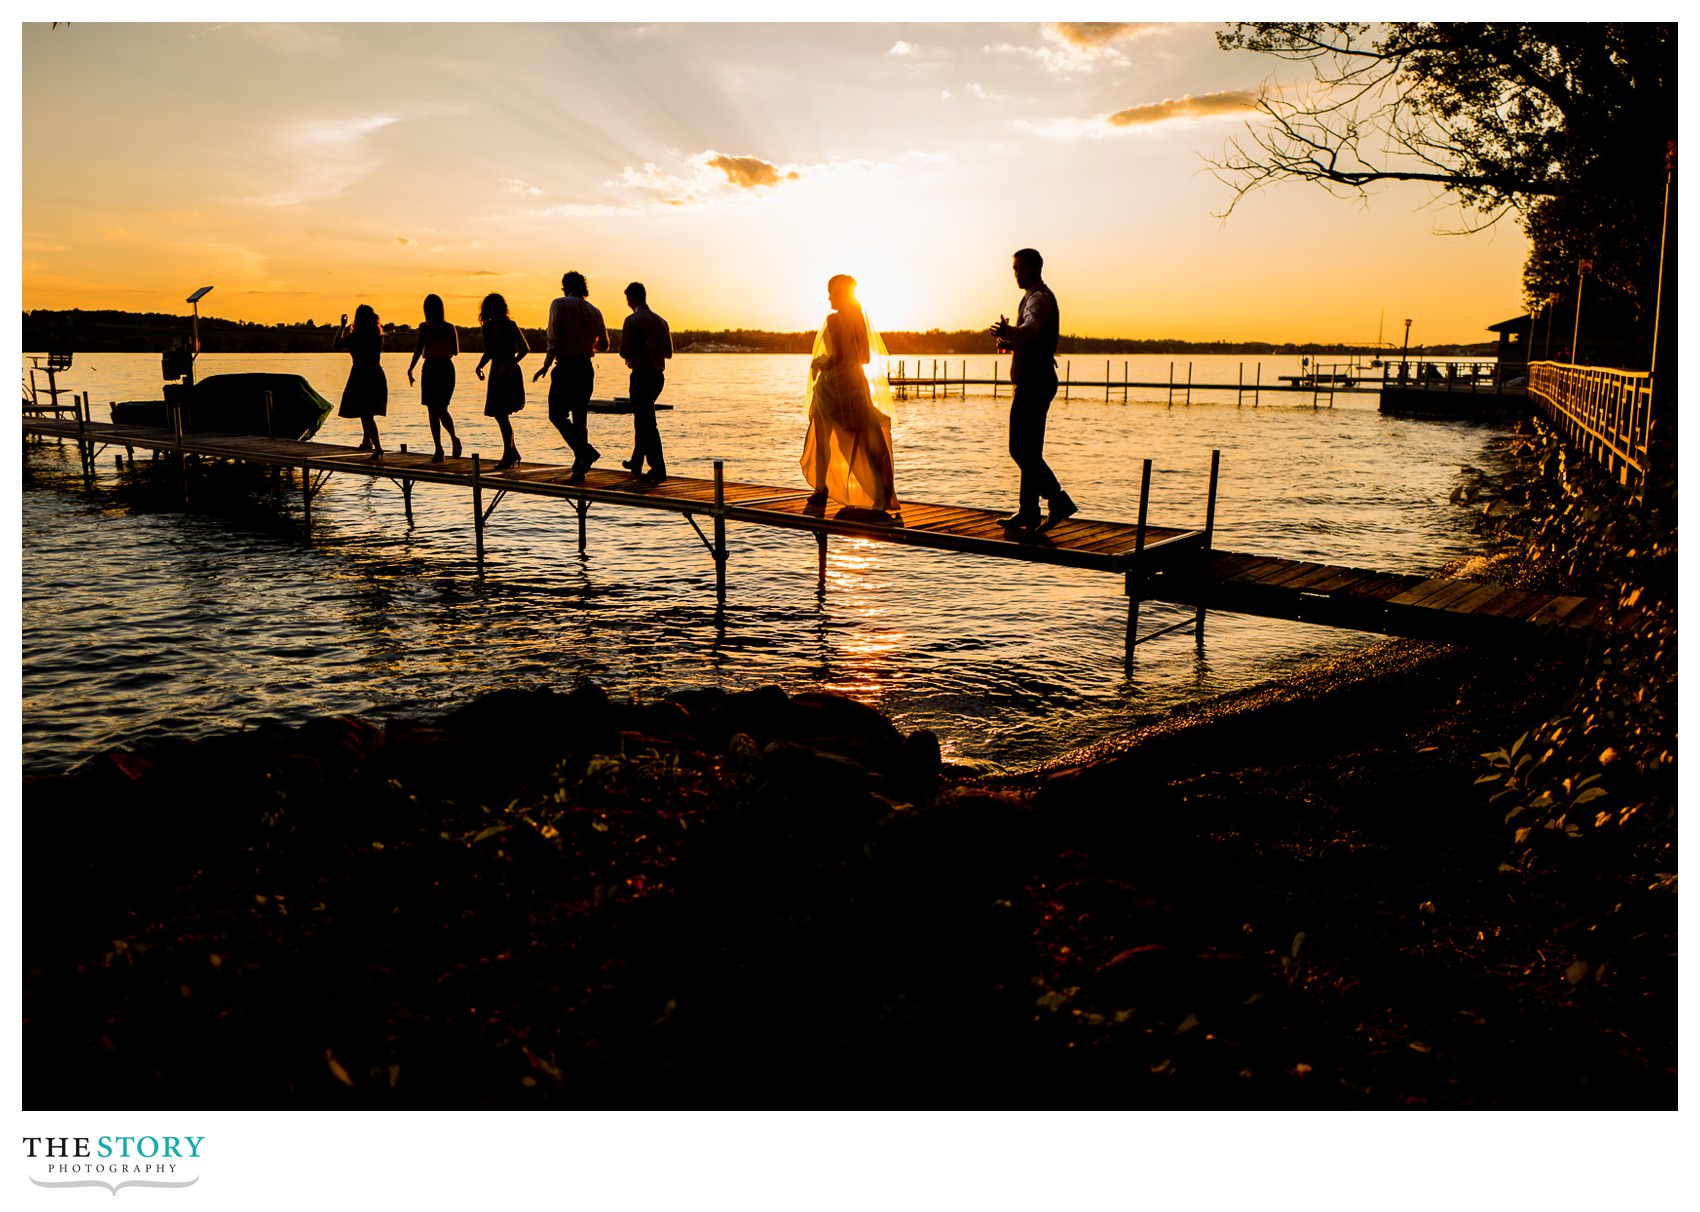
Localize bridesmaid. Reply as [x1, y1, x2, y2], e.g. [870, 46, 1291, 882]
[334, 304, 386, 461]
[474, 292, 527, 470]
[406, 293, 462, 462]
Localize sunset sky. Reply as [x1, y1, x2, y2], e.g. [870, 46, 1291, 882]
[20, 20, 1535, 345]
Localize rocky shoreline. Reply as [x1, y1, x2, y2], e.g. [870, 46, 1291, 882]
[22, 615, 1674, 1107]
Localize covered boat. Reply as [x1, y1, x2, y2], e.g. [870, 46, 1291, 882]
[109, 373, 333, 440]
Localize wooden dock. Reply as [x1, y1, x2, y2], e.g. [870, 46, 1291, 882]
[1148, 551, 1604, 644]
[23, 416, 1607, 661]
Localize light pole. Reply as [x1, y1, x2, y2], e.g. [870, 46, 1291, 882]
[186, 285, 212, 391]
[1544, 293, 1559, 359]
[1401, 318, 1412, 379]
[1571, 259, 1591, 363]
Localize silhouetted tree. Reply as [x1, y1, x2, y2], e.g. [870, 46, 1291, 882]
[1215, 23, 1675, 324]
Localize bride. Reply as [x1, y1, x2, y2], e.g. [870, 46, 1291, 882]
[801, 274, 899, 513]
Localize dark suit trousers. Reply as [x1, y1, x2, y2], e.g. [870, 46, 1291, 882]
[1009, 371, 1061, 515]
[629, 367, 666, 474]
[548, 356, 595, 462]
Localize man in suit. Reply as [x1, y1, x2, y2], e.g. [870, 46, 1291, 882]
[990, 247, 1077, 534]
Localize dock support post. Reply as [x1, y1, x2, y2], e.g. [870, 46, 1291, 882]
[400, 443, 414, 525]
[264, 389, 275, 440]
[472, 453, 485, 574]
[1105, 359, 1111, 402]
[1186, 362, 1193, 406]
[713, 459, 727, 607]
[817, 531, 828, 589]
[1124, 457, 1153, 668]
[992, 361, 999, 398]
[1167, 361, 1174, 409]
[577, 499, 589, 554]
[1196, 448, 1220, 641]
[1064, 360, 1070, 400]
[76, 394, 93, 492]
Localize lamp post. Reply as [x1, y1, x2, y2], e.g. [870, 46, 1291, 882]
[1401, 318, 1412, 379]
[1571, 259, 1591, 364]
[186, 285, 212, 390]
[1544, 293, 1559, 359]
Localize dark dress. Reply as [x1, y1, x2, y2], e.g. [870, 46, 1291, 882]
[417, 320, 457, 410]
[338, 327, 387, 418]
[482, 318, 527, 417]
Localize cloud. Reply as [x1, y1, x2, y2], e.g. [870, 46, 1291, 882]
[499, 177, 543, 198]
[22, 237, 70, 253]
[889, 40, 919, 56]
[1048, 23, 1155, 47]
[241, 114, 398, 207]
[608, 151, 804, 206]
[992, 23, 1162, 74]
[395, 236, 416, 247]
[703, 153, 798, 190]
[1106, 90, 1261, 126]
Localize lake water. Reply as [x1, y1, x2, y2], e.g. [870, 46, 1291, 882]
[20, 351, 1516, 774]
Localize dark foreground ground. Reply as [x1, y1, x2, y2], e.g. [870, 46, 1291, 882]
[22, 633, 1675, 1109]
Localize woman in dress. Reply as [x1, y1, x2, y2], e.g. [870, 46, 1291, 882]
[406, 293, 462, 463]
[800, 274, 898, 513]
[474, 292, 527, 470]
[334, 304, 387, 461]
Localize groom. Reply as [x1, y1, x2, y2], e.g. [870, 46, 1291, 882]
[989, 247, 1076, 534]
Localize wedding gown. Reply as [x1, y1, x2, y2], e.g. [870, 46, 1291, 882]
[799, 306, 898, 511]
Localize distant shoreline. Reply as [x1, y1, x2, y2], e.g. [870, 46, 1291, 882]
[21, 308, 1494, 360]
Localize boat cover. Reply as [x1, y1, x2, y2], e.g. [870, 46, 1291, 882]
[109, 373, 333, 440]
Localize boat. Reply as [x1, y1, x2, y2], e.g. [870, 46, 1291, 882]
[109, 373, 333, 440]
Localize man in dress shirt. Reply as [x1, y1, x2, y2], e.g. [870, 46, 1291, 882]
[989, 248, 1077, 534]
[620, 282, 673, 481]
[532, 270, 608, 483]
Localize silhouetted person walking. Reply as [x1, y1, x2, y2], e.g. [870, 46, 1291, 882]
[406, 293, 461, 462]
[474, 292, 527, 470]
[335, 304, 387, 462]
[620, 282, 673, 480]
[990, 247, 1076, 534]
[532, 271, 608, 483]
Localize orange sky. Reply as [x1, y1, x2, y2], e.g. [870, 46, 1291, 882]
[19, 21, 1533, 345]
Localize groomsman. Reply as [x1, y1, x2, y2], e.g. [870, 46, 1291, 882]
[989, 247, 1077, 534]
[620, 282, 673, 481]
[532, 270, 608, 483]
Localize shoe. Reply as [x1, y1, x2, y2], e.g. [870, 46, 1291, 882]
[1037, 492, 1078, 531]
[493, 453, 517, 471]
[621, 458, 638, 471]
[451, 437, 463, 458]
[998, 511, 1040, 531]
[581, 445, 600, 470]
[511, 449, 521, 465]
[567, 467, 585, 484]
[805, 491, 829, 506]
[430, 450, 445, 463]
[367, 449, 384, 463]
[641, 470, 667, 482]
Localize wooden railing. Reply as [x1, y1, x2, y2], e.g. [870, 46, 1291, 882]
[1526, 361, 1655, 488]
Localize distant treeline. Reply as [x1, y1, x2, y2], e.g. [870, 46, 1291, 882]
[21, 310, 1493, 358]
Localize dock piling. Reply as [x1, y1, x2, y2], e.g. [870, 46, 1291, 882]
[1196, 448, 1221, 640]
[712, 460, 728, 607]
[400, 444, 414, 524]
[1124, 457, 1153, 667]
[472, 453, 485, 573]
[817, 531, 828, 589]
[576, 499, 589, 554]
